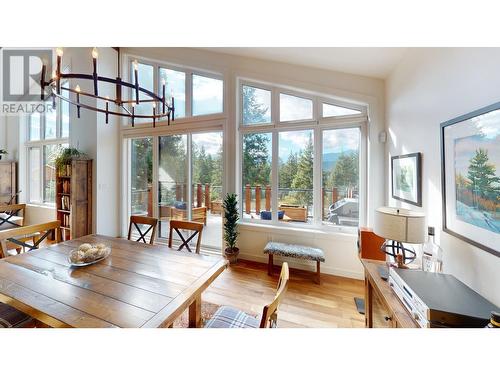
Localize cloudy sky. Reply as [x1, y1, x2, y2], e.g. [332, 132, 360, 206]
[192, 132, 223, 155]
[280, 94, 313, 122]
[323, 127, 360, 154]
[454, 110, 500, 176]
[279, 130, 312, 159]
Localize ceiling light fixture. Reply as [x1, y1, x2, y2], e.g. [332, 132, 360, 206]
[40, 47, 175, 127]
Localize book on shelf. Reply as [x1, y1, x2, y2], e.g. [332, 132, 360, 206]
[60, 195, 71, 211]
[62, 213, 70, 228]
[62, 180, 71, 194]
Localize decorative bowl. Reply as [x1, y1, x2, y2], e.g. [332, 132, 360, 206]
[68, 246, 111, 267]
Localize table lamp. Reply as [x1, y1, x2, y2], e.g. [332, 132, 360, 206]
[373, 206, 426, 264]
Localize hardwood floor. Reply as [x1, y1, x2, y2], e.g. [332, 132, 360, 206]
[203, 259, 365, 328]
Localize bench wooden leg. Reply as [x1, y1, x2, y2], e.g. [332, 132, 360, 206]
[189, 295, 201, 328]
[268, 254, 273, 276]
[316, 261, 321, 285]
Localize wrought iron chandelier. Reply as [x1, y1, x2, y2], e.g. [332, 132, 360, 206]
[40, 47, 175, 127]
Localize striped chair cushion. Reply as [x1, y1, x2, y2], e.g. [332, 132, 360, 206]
[0, 303, 33, 328]
[204, 306, 260, 328]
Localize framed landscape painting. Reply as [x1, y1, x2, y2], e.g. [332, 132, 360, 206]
[391, 153, 422, 206]
[441, 102, 500, 257]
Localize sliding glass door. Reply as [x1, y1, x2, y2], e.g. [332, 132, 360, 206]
[191, 131, 223, 248]
[128, 131, 223, 251]
[158, 134, 188, 240]
[129, 137, 153, 240]
[130, 137, 153, 217]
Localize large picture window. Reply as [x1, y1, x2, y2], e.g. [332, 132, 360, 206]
[25, 94, 69, 205]
[278, 130, 314, 222]
[239, 80, 365, 229]
[322, 128, 360, 227]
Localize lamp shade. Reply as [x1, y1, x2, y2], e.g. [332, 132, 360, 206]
[373, 207, 426, 244]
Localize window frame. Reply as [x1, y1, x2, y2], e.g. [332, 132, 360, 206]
[278, 90, 316, 125]
[25, 100, 69, 206]
[320, 98, 366, 121]
[158, 66, 188, 120]
[191, 72, 225, 117]
[239, 81, 274, 127]
[125, 55, 225, 128]
[237, 78, 368, 232]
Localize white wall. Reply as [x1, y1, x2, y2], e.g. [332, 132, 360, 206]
[124, 48, 387, 279]
[66, 47, 120, 236]
[386, 47, 500, 306]
[0, 115, 6, 151]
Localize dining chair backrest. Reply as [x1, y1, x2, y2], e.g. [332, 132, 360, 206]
[127, 215, 158, 245]
[260, 262, 289, 328]
[0, 204, 26, 230]
[168, 220, 204, 254]
[0, 220, 62, 258]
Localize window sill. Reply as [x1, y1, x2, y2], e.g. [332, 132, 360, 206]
[121, 112, 227, 129]
[239, 220, 358, 239]
[26, 203, 56, 210]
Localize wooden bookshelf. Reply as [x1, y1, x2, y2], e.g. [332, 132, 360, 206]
[55, 159, 93, 241]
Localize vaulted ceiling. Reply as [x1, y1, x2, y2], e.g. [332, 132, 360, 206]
[201, 47, 407, 79]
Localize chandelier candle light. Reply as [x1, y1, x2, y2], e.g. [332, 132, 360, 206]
[40, 47, 175, 127]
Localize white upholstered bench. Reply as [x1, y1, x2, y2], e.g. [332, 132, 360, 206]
[264, 241, 325, 284]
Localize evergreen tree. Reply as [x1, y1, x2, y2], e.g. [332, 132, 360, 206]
[131, 138, 153, 190]
[242, 86, 272, 187]
[328, 151, 359, 191]
[242, 86, 268, 124]
[292, 134, 314, 206]
[193, 145, 214, 184]
[467, 148, 500, 200]
[211, 144, 223, 200]
[159, 135, 186, 203]
[243, 133, 271, 186]
[279, 152, 298, 188]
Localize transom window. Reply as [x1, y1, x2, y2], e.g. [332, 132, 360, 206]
[159, 68, 186, 118]
[239, 79, 366, 229]
[242, 85, 271, 125]
[322, 102, 362, 117]
[279, 93, 313, 122]
[128, 59, 224, 125]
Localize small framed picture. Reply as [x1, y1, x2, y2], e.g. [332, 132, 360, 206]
[441, 102, 500, 257]
[391, 153, 422, 206]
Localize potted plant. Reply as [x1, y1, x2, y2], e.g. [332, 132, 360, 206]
[55, 147, 86, 176]
[0, 149, 7, 160]
[223, 193, 239, 264]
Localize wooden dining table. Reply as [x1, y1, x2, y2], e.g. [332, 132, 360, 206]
[0, 234, 228, 328]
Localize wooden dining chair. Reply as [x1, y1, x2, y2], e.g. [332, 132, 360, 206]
[0, 221, 62, 258]
[0, 204, 26, 230]
[168, 220, 204, 254]
[0, 302, 36, 328]
[127, 215, 158, 245]
[205, 262, 290, 328]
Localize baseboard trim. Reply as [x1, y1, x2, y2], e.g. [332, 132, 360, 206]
[238, 252, 364, 280]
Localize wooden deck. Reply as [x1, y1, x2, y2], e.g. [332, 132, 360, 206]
[203, 259, 365, 328]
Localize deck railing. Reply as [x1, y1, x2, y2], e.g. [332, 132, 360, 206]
[242, 184, 357, 217]
[132, 183, 223, 216]
[132, 183, 358, 219]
